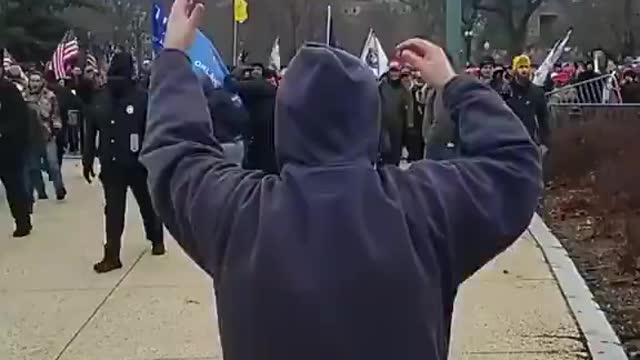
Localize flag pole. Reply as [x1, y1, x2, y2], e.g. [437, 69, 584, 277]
[233, 19, 238, 66]
[326, 5, 332, 45]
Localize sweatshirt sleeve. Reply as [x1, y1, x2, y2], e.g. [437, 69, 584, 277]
[396, 76, 542, 286]
[140, 49, 264, 277]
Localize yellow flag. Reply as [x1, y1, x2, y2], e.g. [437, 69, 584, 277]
[234, 0, 248, 23]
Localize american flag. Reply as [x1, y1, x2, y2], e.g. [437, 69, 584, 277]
[52, 31, 80, 79]
[3, 48, 16, 70]
[86, 52, 98, 72]
[2, 49, 28, 92]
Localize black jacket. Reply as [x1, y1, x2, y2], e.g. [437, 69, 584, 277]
[51, 84, 83, 130]
[379, 77, 410, 165]
[68, 77, 95, 106]
[505, 81, 550, 146]
[230, 78, 278, 173]
[83, 84, 148, 172]
[0, 78, 29, 169]
[202, 77, 249, 144]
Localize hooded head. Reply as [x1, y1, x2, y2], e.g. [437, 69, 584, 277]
[107, 52, 135, 95]
[275, 43, 380, 168]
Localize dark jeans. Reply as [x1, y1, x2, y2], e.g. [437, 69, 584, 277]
[27, 140, 66, 199]
[67, 124, 80, 154]
[0, 167, 30, 227]
[100, 166, 164, 256]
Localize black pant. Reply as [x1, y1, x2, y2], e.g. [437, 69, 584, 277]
[100, 166, 163, 255]
[68, 125, 80, 153]
[56, 132, 67, 167]
[404, 130, 424, 162]
[0, 167, 30, 227]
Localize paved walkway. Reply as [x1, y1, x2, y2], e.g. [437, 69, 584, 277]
[1, 161, 589, 360]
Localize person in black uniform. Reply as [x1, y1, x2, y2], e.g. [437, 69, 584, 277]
[0, 52, 32, 237]
[83, 52, 165, 274]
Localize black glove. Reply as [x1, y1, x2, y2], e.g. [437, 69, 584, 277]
[83, 165, 95, 184]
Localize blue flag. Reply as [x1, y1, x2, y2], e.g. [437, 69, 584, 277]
[151, 3, 246, 145]
[151, 3, 231, 90]
[152, 3, 167, 56]
[189, 30, 231, 88]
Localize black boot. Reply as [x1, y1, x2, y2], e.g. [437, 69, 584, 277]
[13, 218, 32, 238]
[151, 242, 166, 256]
[93, 244, 123, 273]
[56, 188, 67, 201]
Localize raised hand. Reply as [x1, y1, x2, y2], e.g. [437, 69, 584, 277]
[396, 38, 456, 90]
[164, 0, 205, 52]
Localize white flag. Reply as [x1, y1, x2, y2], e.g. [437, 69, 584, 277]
[533, 29, 572, 86]
[360, 29, 389, 78]
[268, 37, 281, 71]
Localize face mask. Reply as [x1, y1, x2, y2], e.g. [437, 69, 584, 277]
[107, 76, 131, 95]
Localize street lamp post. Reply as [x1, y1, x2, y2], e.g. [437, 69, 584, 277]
[446, 0, 463, 69]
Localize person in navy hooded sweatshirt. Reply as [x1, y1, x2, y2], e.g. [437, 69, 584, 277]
[141, 1, 542, 359]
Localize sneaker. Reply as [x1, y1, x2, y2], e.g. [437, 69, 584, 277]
[38, 193, 49, 200]
[151, 242, 166, 256]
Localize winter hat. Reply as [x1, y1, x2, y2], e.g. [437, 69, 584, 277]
[551, 72, 570, 86]
[512, 55, 531, 69]
[108, 52, 135, 79]
[479, 55, 496, 67]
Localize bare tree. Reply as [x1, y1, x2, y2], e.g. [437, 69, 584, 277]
[473, 0, 544, 56]
[398, 0, 542, 56]
[397, 0, 445, 43]
[563, 0, 640, 56]
[102, 0, 150, 64]
[273, 0, 318, 60]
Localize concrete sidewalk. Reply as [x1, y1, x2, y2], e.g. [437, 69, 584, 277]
[0, 161, 588, 360]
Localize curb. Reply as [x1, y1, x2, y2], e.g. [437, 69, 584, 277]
[528, 214, 629, 360]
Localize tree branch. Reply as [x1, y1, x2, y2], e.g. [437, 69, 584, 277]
[474, 0, 508, 22]
[518, 0, 544, 30]
[475, 4, 501, 13]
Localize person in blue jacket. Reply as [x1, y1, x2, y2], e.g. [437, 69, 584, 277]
[140, 1, 542, 359]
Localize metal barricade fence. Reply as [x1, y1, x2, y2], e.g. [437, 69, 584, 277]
[546, 74, 621, 106]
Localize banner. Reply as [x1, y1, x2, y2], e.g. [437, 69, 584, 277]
[152, 2, 168, 56]
[360, 29, 389, 78]
[533, 29, 572, 86]
[268, 37, 281, 71]
[189, 29, 231, 88]
[152, 2, 230, 89]
[234, 0, 249, 23]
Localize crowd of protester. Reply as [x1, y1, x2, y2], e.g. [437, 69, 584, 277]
[0, 47, 556, 239]
[465, 54, 640, 104]
[377, 53, 550, 166]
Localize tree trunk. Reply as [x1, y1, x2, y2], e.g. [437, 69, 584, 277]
[508, 27, 527, 58]
[622, 0, 635, 56]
